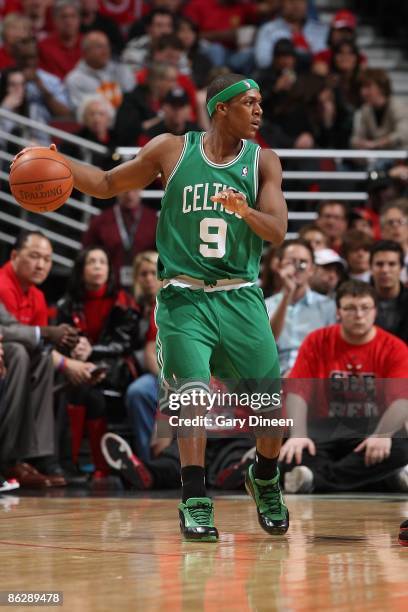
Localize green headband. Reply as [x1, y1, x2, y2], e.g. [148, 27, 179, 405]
[207, 79, 260, 117]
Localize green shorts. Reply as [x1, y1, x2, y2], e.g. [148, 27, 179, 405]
[155, 284, 280, 393]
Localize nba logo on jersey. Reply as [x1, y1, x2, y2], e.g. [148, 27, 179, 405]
[241, 166, 248, 177]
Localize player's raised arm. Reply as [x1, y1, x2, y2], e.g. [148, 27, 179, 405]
[69, 134, 177, 199]
[211, 149, 288, 245]
[22, 134, 178, 200]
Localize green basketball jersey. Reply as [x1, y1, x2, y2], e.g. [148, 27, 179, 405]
[156, 131, 262, 283]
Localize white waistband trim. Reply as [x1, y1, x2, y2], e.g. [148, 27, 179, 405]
[163, 276, 255, 292]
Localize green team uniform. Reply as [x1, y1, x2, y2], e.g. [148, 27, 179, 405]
[155, 131, 280, 391]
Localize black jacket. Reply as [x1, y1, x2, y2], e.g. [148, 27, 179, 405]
[57, 290, 142, 390]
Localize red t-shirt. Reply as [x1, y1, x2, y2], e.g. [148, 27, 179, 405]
[288, 324, 408, 419]
[98, 0, 148, 27]
[0, 261, 48, 326]
[38, 34, 82, 79]
[145, 305, 157, 343]
[0, 46, 15, 69]
[183, 0, 256, 34]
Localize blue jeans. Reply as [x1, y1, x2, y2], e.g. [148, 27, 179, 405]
[125, 374, 158, 462]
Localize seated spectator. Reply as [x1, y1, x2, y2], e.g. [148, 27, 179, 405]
[60, 94, 117, 209]
[351, 68, 408, 151]
[19, 0, 54, 41]
[121, 8, 174, 73]
[310, 80, 352, 149]
[79, 0, 125, 57]
[0, 13, 32, 69]
[184, 0, 258, 69]
[0, 301, 77, 489]
[82, 191, 158, 289]
[310, 248, 347, 298]
[265, 239, 337, 375]
[260, 245, 282, 300]
[123, 262, 161, 462]
[255, 38, 300, 124]
[175, 16, 214, 89]
[281, 280, 408, 493]
[379, 201, 408, 280]
[112, 61, 178, 146]
[342, 229, 373, 282]
[371, 240, 408, 343]
[0, 67, 45, 155]
[57, 246, 141, 480]
[0, 231, 101, 408]
[65, 30, 134, 111]
[38, 0, 83, 79]
[316, 200, 349, 253]
[255, 0, 328, 70]
[0, 234, 86, 487]
[135, 35, 198, 120]
[138, 87, 198, 145]
[313, 10, 365, 77]
[327, 41, 362, 113]
[129, 0, 186, 37]
[299, 222, 329, 252]
[14, 36, 72, 125]
[349, 208, 375, 239]
[132, 250, 161, 334]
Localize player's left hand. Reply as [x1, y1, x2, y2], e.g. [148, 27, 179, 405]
[210, 189, 250, 218]
[354, 436, 392, 466]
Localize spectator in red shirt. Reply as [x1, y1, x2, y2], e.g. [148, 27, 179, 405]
[313, 10, 366, 77]
[0, 13, 32, 69]
[57, 246, 141, 481]
[281, 280, 408, 494]
[0, 231, 83, 488]
[0, 231, 103, 392]
[98, 0, 147, 34]
[82, 190, 158, 289]
[38, 0, 82, 79]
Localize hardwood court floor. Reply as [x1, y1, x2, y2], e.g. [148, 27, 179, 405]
[0, 493, 407, 612]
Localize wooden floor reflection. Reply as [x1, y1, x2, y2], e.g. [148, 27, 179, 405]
[0, 493, 407, 611]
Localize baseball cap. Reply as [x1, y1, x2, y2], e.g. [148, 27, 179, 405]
[332, 10, 356, 30]
[314, 248, 346, 268]
[163, 88, 189, 107]
[274, 38, 296, 57]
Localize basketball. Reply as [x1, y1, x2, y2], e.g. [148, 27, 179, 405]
[9, 147, 73, 213]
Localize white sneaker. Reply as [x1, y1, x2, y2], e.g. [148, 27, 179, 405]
[396, 465, 408, 491]
[284, 466, 314, 494]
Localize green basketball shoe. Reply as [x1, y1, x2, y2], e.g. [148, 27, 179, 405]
[245, 465, 289, 535]
[178, 497, 219, 542]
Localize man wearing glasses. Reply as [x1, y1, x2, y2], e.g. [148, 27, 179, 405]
[280, 279, 408, 494]
[379, 202, 408, 283]
[265, 239, 337, 376]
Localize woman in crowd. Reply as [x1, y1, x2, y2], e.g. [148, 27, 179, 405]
[123, 250, 161, 462]
[329, 41, 362, 112]
[57, 246, 141, 481]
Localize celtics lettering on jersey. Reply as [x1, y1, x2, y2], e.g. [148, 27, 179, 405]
[156, 131, 263, 283]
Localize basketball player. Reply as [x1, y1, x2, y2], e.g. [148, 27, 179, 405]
[14, 74, 289, 542]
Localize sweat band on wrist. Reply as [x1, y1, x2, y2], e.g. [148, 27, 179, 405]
[207, 78, 260, 117]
